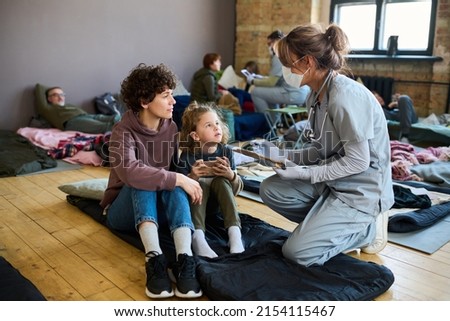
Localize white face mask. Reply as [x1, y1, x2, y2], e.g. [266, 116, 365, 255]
[282, 66, 308, 88]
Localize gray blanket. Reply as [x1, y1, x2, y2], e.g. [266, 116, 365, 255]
[410, 162, 450, 188]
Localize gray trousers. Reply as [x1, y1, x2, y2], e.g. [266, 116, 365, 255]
[259, 175, 377, 266]
[251, 85, 310, 122]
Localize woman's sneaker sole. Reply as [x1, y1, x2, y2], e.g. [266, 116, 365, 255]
[145, 288, 174, 299]
[168, 268, 203, 298]
[174, 287, 203, 299]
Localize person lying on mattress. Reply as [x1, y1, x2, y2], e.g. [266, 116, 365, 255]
[100, 63, 203, 299]
[255, 23, 395, 267]
[177, 101, 244, 258]
[35, 84, 120, 134]
[372, 91, 418, 143]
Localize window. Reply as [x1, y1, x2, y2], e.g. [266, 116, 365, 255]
[330, 0, 437, 56]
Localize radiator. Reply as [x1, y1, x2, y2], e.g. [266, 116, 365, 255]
[357, 75, 394, 105]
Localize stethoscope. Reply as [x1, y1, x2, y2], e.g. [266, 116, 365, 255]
[302, 70, 334, 142]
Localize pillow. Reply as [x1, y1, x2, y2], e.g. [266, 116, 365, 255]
[58, 178, 108, 200]
[218, 65, 244, 89]
[173, 77, 190, 96]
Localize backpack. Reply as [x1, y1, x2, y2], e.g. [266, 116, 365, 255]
[94, 92, 123, 116]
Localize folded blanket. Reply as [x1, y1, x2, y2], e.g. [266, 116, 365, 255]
[388, 201, 450, 233]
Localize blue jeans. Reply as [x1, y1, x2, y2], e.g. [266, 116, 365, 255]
[383, 95, 418, 137]
[106, 186, 194, 233]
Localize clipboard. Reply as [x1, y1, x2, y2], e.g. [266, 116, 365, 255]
[233, 148, 286, 170]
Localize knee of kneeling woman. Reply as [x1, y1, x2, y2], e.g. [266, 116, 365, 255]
[281, 243, 328, 267]
[259, 179, 271, 199]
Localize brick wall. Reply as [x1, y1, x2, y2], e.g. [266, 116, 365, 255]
[235, 0, 312, 75]
[235, 0, 450, 117]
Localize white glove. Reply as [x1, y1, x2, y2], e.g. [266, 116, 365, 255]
[241, 69, 255, 85]
[273, 160, 311, 180]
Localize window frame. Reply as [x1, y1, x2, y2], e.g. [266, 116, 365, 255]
[329, 0, 438, 56]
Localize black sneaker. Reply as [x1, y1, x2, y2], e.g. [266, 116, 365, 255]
[145, 252, 174, 299]
[169, 254, 202, 298]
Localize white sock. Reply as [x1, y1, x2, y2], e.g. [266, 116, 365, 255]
[228, 226, 245, 254]
[173, 227, 193, 257]
[192, 229, 218, 258]
[138, 222, 162, 261]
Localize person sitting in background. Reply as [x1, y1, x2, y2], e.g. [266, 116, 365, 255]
[190, 53, 241, 115]
[372, 91, 418, 143]
[243, 60, 260, 76]
[248, 30, 311, 123]
[241, 60, 264, 92]
[242, 30, 284, 88]
[35, 84, 120, 134]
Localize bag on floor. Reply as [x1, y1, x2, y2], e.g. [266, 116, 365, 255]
[94, 92, 123, 116]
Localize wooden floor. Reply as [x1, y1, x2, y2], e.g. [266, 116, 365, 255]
[1, 165, 449, 301]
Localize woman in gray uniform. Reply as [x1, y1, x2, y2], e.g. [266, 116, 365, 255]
[258, 23, 394, 267]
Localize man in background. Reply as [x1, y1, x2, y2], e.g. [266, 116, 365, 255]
[35, 83, 120, 134]
[373, 91, 418, 143]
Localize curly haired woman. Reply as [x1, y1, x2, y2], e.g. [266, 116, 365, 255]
[100, 63, 203, 299]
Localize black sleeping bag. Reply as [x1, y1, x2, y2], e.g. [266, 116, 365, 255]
[0, 256, 46, 301]
[66, 195, 395, 301]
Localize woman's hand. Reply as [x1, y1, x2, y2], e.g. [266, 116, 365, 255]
[176, 173, 203, 205]
[273, 160, 311, 180]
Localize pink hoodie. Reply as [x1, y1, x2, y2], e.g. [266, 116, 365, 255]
[100, 110, 178, 208]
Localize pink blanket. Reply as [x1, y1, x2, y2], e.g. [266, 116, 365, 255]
[390, 140, 450, 181]
[17, 127, 103, 166]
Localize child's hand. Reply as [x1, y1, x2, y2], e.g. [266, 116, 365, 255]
[191, 160, 214, 178]
[211, 157, 234, 180]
